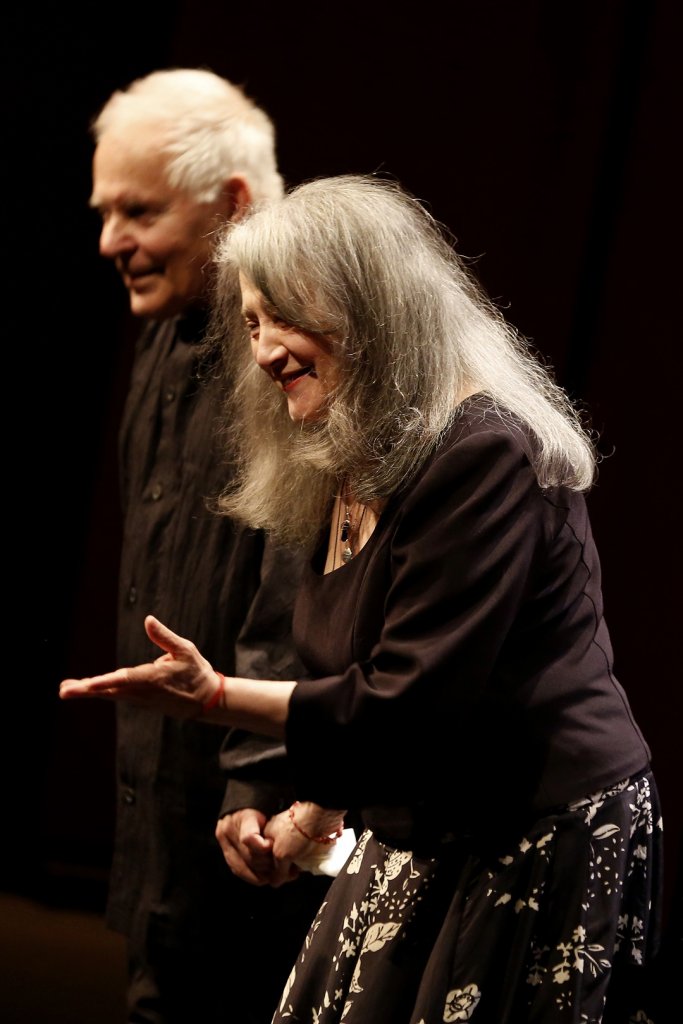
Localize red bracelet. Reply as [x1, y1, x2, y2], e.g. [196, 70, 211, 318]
[288, 801, 344, 845]
[201, 672, 225, 713]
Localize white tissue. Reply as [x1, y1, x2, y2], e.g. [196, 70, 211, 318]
[294, 827, 357, 877]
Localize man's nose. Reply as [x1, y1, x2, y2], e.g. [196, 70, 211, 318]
[99, 215, 135, 259]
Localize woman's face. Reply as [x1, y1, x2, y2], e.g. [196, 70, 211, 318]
[240, 274, 339, 423]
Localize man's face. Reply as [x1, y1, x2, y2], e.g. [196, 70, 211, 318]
[91, 125, 229, 318]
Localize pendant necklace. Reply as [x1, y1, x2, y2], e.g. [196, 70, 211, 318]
[339, 486, 367, 565]
[340, 503, 353, 563]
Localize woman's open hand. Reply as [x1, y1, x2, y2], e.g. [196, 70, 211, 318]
[59, 615, 222, 717]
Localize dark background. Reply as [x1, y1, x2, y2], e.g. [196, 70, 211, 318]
[6, 0, 680, 987]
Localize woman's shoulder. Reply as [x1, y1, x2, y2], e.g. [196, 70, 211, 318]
[389, 394, 539, 517]
[439, 393, 536, 462]
[431, 395, 588, 526]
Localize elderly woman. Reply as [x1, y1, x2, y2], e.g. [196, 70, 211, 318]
[62, 175, 662, 1023]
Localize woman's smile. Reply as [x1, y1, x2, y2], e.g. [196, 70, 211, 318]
[240, 274, 337, 422]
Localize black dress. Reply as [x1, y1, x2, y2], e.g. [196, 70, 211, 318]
[275, 396, 663, 1023]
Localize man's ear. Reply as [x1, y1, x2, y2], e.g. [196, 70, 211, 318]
[221, 175, 253, 222]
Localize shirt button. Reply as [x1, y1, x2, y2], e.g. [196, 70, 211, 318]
[164, 387, 176, 404]
[127, 586, 137, 605]
[122, 786, 136, 806]
[151, 483, 163, 501]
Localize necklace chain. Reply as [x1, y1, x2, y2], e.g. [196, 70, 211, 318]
[339, 485, 367, 565]
[340, 503, 352, 563]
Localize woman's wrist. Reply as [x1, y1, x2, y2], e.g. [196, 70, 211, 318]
[195, 674, 294, 737]
[288, 800, 346, 845]
[200, 671, 225, 714]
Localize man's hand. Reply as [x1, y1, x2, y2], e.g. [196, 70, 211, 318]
[216, 807, 283, 886]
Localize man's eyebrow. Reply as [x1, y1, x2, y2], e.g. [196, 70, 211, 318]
[88, 192, 162, 211]
[88, 193, 120, 210]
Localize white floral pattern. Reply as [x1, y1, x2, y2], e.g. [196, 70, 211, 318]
[273, 773, 661, 1023]
[277, 839, 433, 1021]
[443, 985, 481, 1021]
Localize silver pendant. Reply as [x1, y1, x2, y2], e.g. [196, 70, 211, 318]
[342, 545, 353, 563]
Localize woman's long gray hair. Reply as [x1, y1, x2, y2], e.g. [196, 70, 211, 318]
[211, 174, 596, 550]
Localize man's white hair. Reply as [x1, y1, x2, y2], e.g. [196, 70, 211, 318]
[92, 68, 283, 203]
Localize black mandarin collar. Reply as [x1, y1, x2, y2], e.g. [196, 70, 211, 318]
[176, 305, 210, 345]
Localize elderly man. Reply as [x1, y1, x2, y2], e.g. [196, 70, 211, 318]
[89, 68, 329, 1024]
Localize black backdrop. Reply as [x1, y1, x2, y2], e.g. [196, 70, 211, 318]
[7, 0, 681, 953]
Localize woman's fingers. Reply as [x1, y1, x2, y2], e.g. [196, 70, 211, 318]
[60, 662, 172, 700]
[59, 667, 133, 698]
[144, 615, 193, 658]
[58, 618, 213, 714]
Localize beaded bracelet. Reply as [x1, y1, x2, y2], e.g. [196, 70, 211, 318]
[201, 672, 225, 713]
[288, 801, 344, 845]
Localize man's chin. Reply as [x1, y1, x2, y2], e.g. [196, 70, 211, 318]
[128, 289, 177, 320]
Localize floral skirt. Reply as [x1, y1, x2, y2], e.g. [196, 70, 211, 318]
[272, 771, 662, 1024]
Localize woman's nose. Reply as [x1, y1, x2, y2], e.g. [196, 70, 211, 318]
[254, 326, 289, 374]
